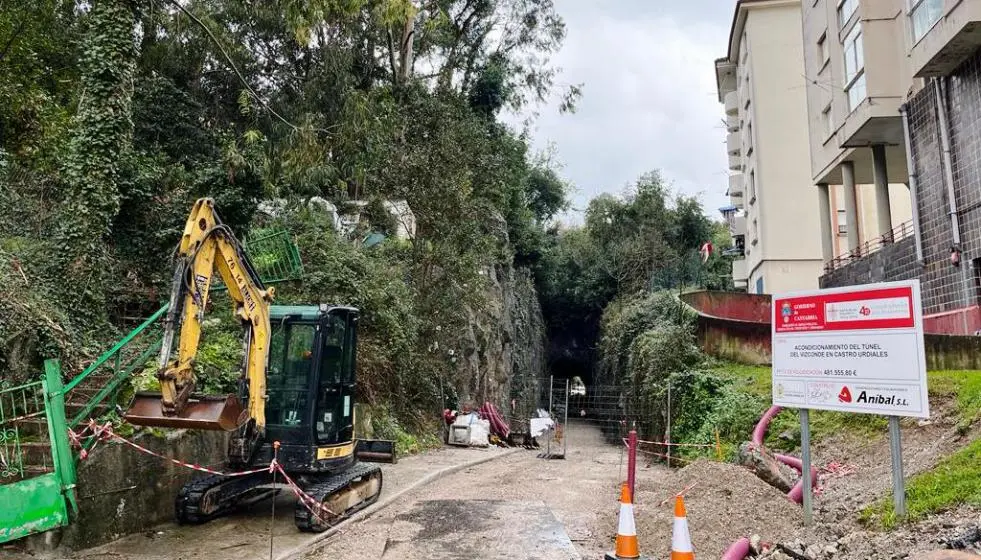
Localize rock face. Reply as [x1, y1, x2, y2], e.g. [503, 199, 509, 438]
[454, 262, 546, 418]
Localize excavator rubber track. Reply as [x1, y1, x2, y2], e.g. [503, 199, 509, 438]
[294, 462, 383, 532]
[175, 471, 273, 525]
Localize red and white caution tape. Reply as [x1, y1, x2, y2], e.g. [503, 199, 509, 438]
[69, 418, 337, 520]
[71, 419, 265, 477]
[636, 438, 716, 448]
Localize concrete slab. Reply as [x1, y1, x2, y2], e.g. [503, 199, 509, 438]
[380, 499, 582, 560]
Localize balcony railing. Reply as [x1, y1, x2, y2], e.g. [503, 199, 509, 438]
[824, 220, 914, 273]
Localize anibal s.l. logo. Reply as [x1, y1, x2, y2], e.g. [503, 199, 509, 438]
[837, 386, 852, 403]
[856, 391, 909, 407]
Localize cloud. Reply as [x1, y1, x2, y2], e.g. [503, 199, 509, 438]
[506, 1, 732, 224]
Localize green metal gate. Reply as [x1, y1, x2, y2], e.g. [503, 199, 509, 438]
[0, 360, 76, 544]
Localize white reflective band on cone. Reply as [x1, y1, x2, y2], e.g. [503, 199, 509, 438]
[672, 517, 693, 552]
[618, 503, 637, 536]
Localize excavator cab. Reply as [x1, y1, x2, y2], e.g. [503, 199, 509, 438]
[263, 305, 358, 449]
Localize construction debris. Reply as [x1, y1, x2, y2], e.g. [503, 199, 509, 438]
[627, 460, 802, 558]
[737, 442, 796, 493]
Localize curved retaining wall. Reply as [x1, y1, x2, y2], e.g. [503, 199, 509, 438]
[679, 291, 772, 365]
[681, 290, 981, 369]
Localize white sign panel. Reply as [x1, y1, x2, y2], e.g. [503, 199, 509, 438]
[771, 280, 929, 418]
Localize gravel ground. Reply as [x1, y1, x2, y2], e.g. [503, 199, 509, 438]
[300, 420, 669, 560]
[623, 460, 803, 558]
[0, 444, 510, 560]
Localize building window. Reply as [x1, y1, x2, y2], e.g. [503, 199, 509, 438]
[837, 0, 857, 29]
[910, 0, 943, 43]
[746, 122, 754, 156]
[752, 218, 759, 245]
[837, 209, 848, 235]
[817, 32, 830, 66]
[822, 104, 833, 138]
[843, 25, 866, 112]
[847, 73, 867, 111]
[755, 277, 764, 295]
[748, 170, 757, 203]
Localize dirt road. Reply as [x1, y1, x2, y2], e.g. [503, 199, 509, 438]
[299, 420, 656, 560]
[17, 421, 642, 560]
[41, 444, 512, 560]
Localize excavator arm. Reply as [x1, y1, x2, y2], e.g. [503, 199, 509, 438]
[125, 198, 273, 432]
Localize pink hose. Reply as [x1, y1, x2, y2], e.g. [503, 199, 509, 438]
[723, 406, 819, 559]
[751, 405, 782, 446]
[721, 537, 751, 560]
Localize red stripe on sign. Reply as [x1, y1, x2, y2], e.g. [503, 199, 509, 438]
[774, 286, 915, 333]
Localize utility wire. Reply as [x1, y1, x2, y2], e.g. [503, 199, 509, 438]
[166, 0, 332, 136]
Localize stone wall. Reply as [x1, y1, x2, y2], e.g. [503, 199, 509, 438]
[455, 262, 546, 416]
[819, 236, 919, 289]
[61, 430, 229, 549]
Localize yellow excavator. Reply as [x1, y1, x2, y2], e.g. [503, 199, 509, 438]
[123, 198, 393, 531]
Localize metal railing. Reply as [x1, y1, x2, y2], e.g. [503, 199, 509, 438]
[824, 220, 915, 273]
[245, 228, 304, 284]
[0, 381, 45, 480]
[64, 305, 168, 433]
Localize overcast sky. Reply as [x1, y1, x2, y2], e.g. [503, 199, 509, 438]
[506, 0, 734, 224]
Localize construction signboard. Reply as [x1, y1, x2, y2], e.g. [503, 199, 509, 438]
[771, 280, 929, 418]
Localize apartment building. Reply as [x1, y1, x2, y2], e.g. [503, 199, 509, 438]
[813, 0, 981, 333]
[800, 0, 914, 268]
[715, 0, 824, 295]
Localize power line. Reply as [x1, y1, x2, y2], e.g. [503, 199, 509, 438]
[166, 0, 330, 135]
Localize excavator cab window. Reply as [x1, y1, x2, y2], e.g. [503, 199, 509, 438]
[315, 311, 356, 445]
[266, 322, 316, 429]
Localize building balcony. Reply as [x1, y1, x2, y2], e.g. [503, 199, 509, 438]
[727, 116, 739, 132]
[728, 155, 743, 171]
[728, 173, 744, 197]
[724, 91, 738, 116]
[726, 132, 741, 156]
[732, 258, 748, 283]
[730, 192, 744, 209]
[911, 1, 981, 78]
[731, 214, 747, 237]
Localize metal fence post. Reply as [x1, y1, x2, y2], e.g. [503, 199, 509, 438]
[627, 429, 637, 499]
[43, 359, 77, 514]
[563, 379, 569, 458]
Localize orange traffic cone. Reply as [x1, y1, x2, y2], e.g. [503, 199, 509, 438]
[670, 495, 694, 559]
[605, 483, 648, 560]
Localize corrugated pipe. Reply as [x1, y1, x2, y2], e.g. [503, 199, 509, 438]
[752, 405, 818, 504]
[723, 406, 820, 560]
[899, 103, 925, 264]
[721, 537, 751, 560]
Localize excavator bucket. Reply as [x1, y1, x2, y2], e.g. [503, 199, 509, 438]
[124, 393, 247, 432]
[356, 439, 398, 464]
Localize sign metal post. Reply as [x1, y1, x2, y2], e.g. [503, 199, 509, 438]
[888, 415, 907, 518]
[800, 408, 813, 526]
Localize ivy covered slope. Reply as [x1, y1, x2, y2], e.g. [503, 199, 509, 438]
[0, 0, 573, 436]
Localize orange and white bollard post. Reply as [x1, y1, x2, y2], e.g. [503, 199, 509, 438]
[605, 482, 649, 560]
[670, 495, 695, 559]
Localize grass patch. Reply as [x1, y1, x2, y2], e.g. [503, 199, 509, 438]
[707, 362, 771, 398]
[860, 437, 981, 528]
[928, 370, 981, 425]
[708, 361, 916, 450]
